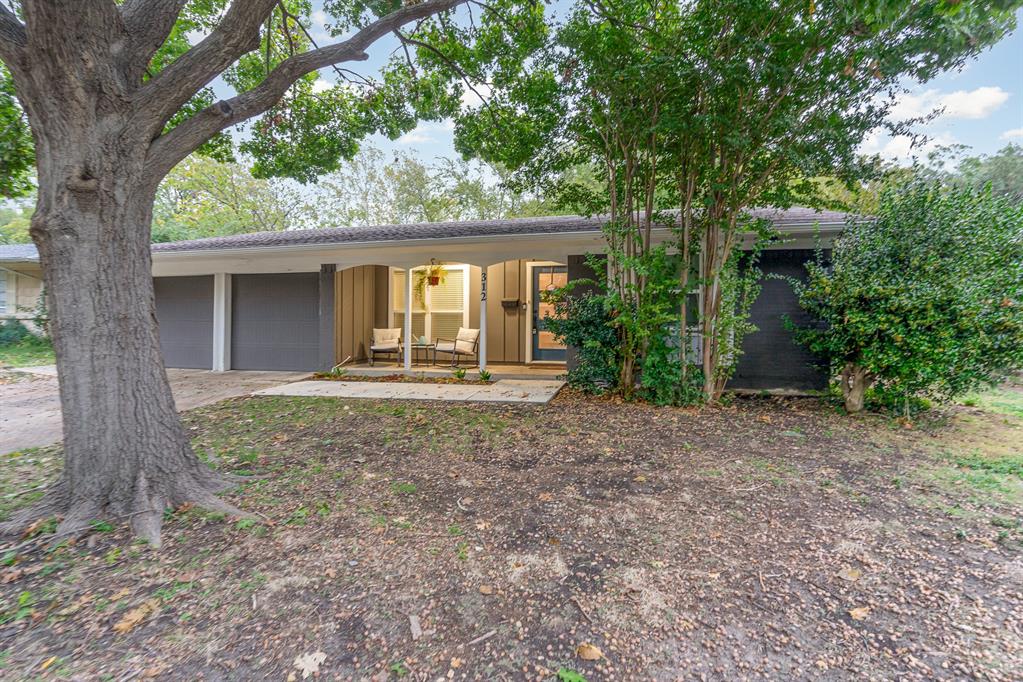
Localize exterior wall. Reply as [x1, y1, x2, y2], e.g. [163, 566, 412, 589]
[478, 260, 530, 364]
[334, 265, 384, 364]
[729, 249, 828, 391]
[1, 268, 44, 332]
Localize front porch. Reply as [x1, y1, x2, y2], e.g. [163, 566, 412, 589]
[340, 361, 565, 381]
[330, 258, 580, 375]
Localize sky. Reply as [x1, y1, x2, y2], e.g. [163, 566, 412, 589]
[230, 4, 1023, 169]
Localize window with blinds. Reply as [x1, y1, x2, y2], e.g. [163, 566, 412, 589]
[0, 275, 6, 314]
[391, 266, 468, 342]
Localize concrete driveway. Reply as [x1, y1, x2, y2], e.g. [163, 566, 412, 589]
[0, 367, 309, 454]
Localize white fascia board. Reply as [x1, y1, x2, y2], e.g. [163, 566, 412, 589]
[150, 222, 847, 277]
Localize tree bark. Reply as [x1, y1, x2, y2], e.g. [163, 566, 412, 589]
[0, 3, 252, 547]
[841, 362, 872, 413]
[4, 137, 248, 548]
[0, 0, 465, 546]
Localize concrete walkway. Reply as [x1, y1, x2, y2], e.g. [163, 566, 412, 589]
[253, 378, 565, 404]
[0, 367, 309, 454]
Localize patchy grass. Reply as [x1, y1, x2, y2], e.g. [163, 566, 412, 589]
[0, 336, 54, 368]
[0, 391, 1021, 680]
[959, 376, 1023, 418]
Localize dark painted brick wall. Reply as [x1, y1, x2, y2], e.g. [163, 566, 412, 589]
[729, 249, 828, 391]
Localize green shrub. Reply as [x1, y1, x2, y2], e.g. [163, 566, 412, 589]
[790, 180, 1023, 413]
[544, 285, 620, 393]
[0, 318, 31, 346]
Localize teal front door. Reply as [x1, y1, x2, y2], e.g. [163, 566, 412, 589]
[531, 265, 568, 362]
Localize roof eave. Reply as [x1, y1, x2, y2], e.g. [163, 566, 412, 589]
[152, 221, 848, 260]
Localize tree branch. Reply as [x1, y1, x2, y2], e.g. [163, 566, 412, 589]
[144, 0, 466, 184]
[132, 0, 279, 134]
[0, 3, 25, 66]
[121, 0, 189, 69]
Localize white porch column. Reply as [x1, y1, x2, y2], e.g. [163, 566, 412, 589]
[478, 269, 487, 371]
[212, 272, 231, 372]
[403, 267, 413, 370]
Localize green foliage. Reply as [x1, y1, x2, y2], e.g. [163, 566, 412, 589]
[152, 155, 304, 241]
[790, 180, 1023, 408]
[0, 64, 34, 198]
[0, 318, 32, 346]
[307, 146, 557, 229]
[452, 367, 467, 380]
[0, 333, 53, 367]
[557, 669, 588, 682]
[955, 144, 1023, 201]
[544, 283, 620, 394]
[478, 369, 492, 382]
[455, 0, 1019, 401]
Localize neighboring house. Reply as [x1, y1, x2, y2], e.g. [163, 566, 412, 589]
[0, 208, 850, 390]
[0, 243, 44, 333]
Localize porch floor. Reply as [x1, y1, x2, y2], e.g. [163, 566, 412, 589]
[341, 361, 565, 381]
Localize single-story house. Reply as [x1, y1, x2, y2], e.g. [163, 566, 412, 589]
[0, 243, 44, 333]
[0, 207, 849, 390]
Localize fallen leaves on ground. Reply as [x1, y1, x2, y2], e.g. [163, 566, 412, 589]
[112, 598, 159, 634]
[849, 606, 871, 621]
[293, 651, 327, 679]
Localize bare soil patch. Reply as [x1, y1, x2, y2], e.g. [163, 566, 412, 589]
[0, 390, 1020, 680]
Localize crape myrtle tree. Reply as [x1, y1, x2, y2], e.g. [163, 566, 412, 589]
[0, 62, 32, 197]
[791, 180, 1023, 415]
[455, 0, 1019, 402]
[0, 0, 543, 546]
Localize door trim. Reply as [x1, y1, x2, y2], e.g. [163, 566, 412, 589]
[525, 261, 567, 364]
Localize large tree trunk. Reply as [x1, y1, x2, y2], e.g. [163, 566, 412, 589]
[0, 6, 248, 547]
[4, 148, 247, 547]
[0, 0, 461, 547]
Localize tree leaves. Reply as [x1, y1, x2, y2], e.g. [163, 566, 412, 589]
[790, 180, 1023, 409]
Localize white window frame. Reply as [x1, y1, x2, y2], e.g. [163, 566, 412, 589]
[0, 272, 8, 314]
[389, 264, 470, 341]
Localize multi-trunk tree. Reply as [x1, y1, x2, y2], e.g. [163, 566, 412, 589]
[0, 0, 540, 546]
[457, 0, 1019, 402]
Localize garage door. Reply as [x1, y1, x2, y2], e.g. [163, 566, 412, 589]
[154, 275, 214, 369]
[231, 273, 320, 371]
[729, 250, 828, 391]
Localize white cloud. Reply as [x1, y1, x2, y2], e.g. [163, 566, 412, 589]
[311, 78, 333, 94]
[312, 9, 327, 24]
[890, 86, 1010, 122]
[860, 129, 957, 164]
[396, 121, 455, 145]
[397, 132, 433, 144]
[460, 83, 493, 109]
[1001, 128, 1023, 140]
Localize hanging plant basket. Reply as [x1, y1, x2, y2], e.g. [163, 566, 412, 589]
[413, 259, 448, 305]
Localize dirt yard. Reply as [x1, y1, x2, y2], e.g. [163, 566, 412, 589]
[0, 384, 1020, 680]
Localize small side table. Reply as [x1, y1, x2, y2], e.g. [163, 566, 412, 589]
[409, 342, 436, 367]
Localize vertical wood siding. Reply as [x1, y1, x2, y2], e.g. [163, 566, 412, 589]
[334, 265, 388, 363]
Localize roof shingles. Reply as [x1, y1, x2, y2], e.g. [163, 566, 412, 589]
[0, 207, 853, 262]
